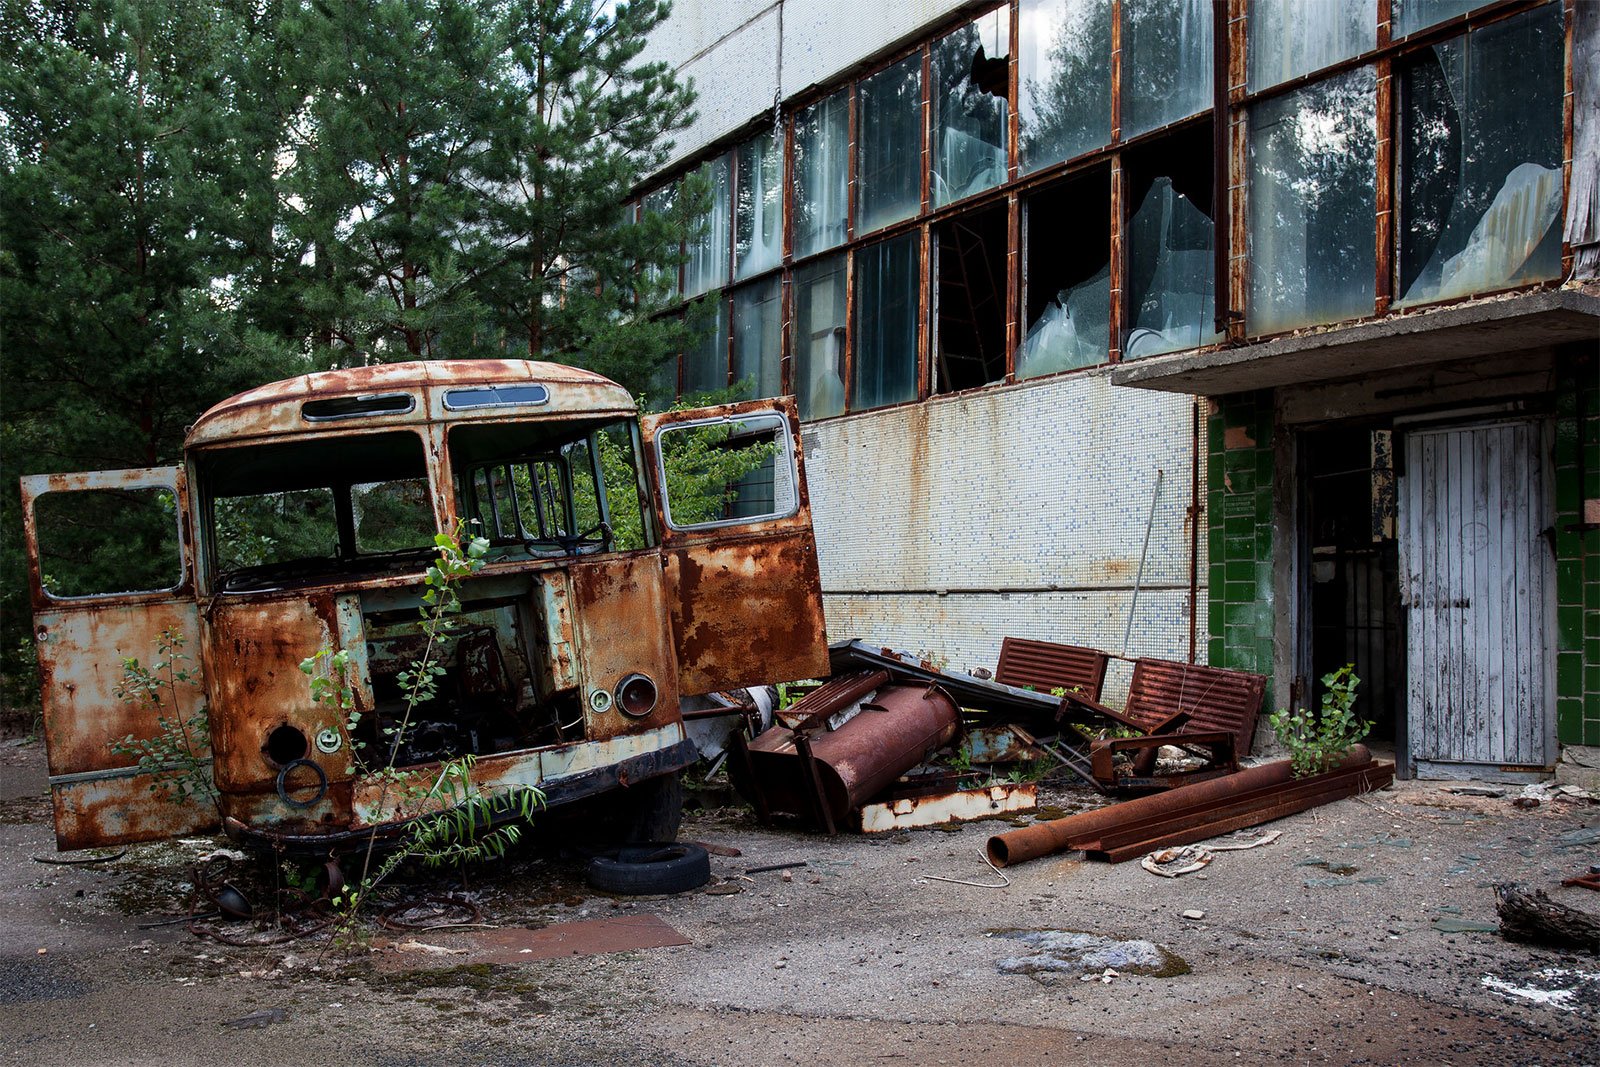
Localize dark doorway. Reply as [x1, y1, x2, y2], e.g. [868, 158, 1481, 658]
[1301, 426, 1405, 745]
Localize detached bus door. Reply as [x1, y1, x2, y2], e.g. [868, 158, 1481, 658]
[641, 397, 830, 696]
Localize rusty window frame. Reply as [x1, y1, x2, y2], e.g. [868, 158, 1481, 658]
[301, 392, 416, 422]
[195, 428, 440, 592]
[644, 0, 1570, 420]
[1228, 0, 1563, 338]
[442, 384, 551, 411]
[25, 471, 189, 603]
[653, 409, 800, 533]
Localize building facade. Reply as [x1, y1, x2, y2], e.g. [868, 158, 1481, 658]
[638, 0, 1599, 778]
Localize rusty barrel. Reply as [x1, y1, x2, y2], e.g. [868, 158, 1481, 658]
[740, 684, 959, 822]
[986, 744, 1374, 867]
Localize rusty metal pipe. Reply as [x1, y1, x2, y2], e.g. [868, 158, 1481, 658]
[739, 684, 959, 824]
[987, 744, 1373, 867]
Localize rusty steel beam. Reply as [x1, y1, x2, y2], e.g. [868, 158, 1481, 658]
[987, 745, 1382, 867]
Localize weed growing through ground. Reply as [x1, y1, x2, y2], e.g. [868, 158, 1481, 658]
[1269, 664, 1369, 778]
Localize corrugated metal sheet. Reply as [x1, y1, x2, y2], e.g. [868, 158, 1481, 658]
[1401, 420, 1555, 772]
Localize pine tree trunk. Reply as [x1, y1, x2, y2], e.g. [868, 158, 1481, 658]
[1495, 884, 1600, 951]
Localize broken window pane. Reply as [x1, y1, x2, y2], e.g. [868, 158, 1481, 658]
[1125, 127, 1221, 359]
[852, 231, 921, 410]
[1248, 0, 1375, 91]
[1120, 0, 1212, 139]
[932, 11, 1010, 207]
[683, 154, 731, 297]
[681, 299, 730, 396]
[642, 183, 679, 299]
[1397, 4, 1564, 307]
[732, 277, 784, 401]
[934, 203, 1008, 392]
[1247, 67, 1377, 334]
[735, 129, 784, 281]
[1018, 0, 1111, 172]
[1019, 169, 1110, 377]
[794, 89, 850, 257]
[857, 54, 923, 234]
[33, 487, 182, 597]
[790, 254, 848, 420]
[1393, 0, 1490, 38]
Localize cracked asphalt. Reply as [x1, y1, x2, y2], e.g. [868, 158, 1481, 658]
[1, 737, 1596, 1066]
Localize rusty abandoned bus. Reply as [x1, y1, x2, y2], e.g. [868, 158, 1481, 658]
[20, 360, 829, 853]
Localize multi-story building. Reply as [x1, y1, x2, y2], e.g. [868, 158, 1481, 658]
[637, 0, 1599, 780]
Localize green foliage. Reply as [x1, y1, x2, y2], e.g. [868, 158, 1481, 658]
[1268, 664, 1370, 779]
[109, 628, 218, 811]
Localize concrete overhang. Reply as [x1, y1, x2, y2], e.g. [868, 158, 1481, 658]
[1109, 289, 1600, 396]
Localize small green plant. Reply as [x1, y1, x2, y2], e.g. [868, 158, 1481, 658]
[1269, 664, 1370, 778]
[109, 628, 219, 814]
[300, 523, 544, 934]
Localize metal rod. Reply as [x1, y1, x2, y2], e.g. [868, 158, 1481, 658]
[1123, 468, 1165, 657]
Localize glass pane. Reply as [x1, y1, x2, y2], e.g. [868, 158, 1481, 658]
[1394, 0, 1488, 38]
[643, 184, 680, 299]
[1126, 177, 1221, 358]
[1397, 5, 1564, 307]
[33, 487, 182, 597]
[1018, 0, 1111, 172]
[1019, 170, 1111, 377]
[658, 413, 796, 529]
[1248, 67, 1377, 334]
[790, 254, 848, 420]
[1248, 0, 1375, 91]
[857, 53, 923, 234]
[852, 232, 920, 411]
[932, 11, 1010, 207]
[735, 129, 784, 281]
[1121, 0, 1212, 139]
[683, 154, 731, 297]
[794, 89, 850, 257]
[352, 478, 435, 554]
[682, 299, 730, 396]
[443, 384, 550, 410]
[732, 277, 784, 400]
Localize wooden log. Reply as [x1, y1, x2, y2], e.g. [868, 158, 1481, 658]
[1495, 884, 1600, 951]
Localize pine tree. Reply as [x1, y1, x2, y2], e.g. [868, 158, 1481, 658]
[0, 0, 299, 697]
[277, 0, 702, 391]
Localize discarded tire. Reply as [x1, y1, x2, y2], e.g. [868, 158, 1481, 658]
[587, 843, 711, 895]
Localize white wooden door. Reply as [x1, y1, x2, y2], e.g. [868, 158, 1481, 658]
[1400, 421, 1555, 778]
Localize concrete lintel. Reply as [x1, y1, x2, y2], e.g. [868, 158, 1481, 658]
[1110, 290, 1600, 396]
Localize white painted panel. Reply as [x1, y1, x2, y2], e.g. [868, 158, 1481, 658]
[805, 369, 1205, 701]
[646, 0, 974, 166]
[1402, 420, 1553, 774]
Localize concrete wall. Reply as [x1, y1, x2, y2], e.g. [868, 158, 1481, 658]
[803, 370, 1204, 703]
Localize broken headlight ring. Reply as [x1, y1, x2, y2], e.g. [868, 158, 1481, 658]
[615, 673, 658, 718]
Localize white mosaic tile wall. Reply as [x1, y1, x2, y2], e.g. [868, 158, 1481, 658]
[801, 368, 1206, 707]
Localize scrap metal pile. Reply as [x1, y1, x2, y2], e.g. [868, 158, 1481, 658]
[721, 638, 1395, 862]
